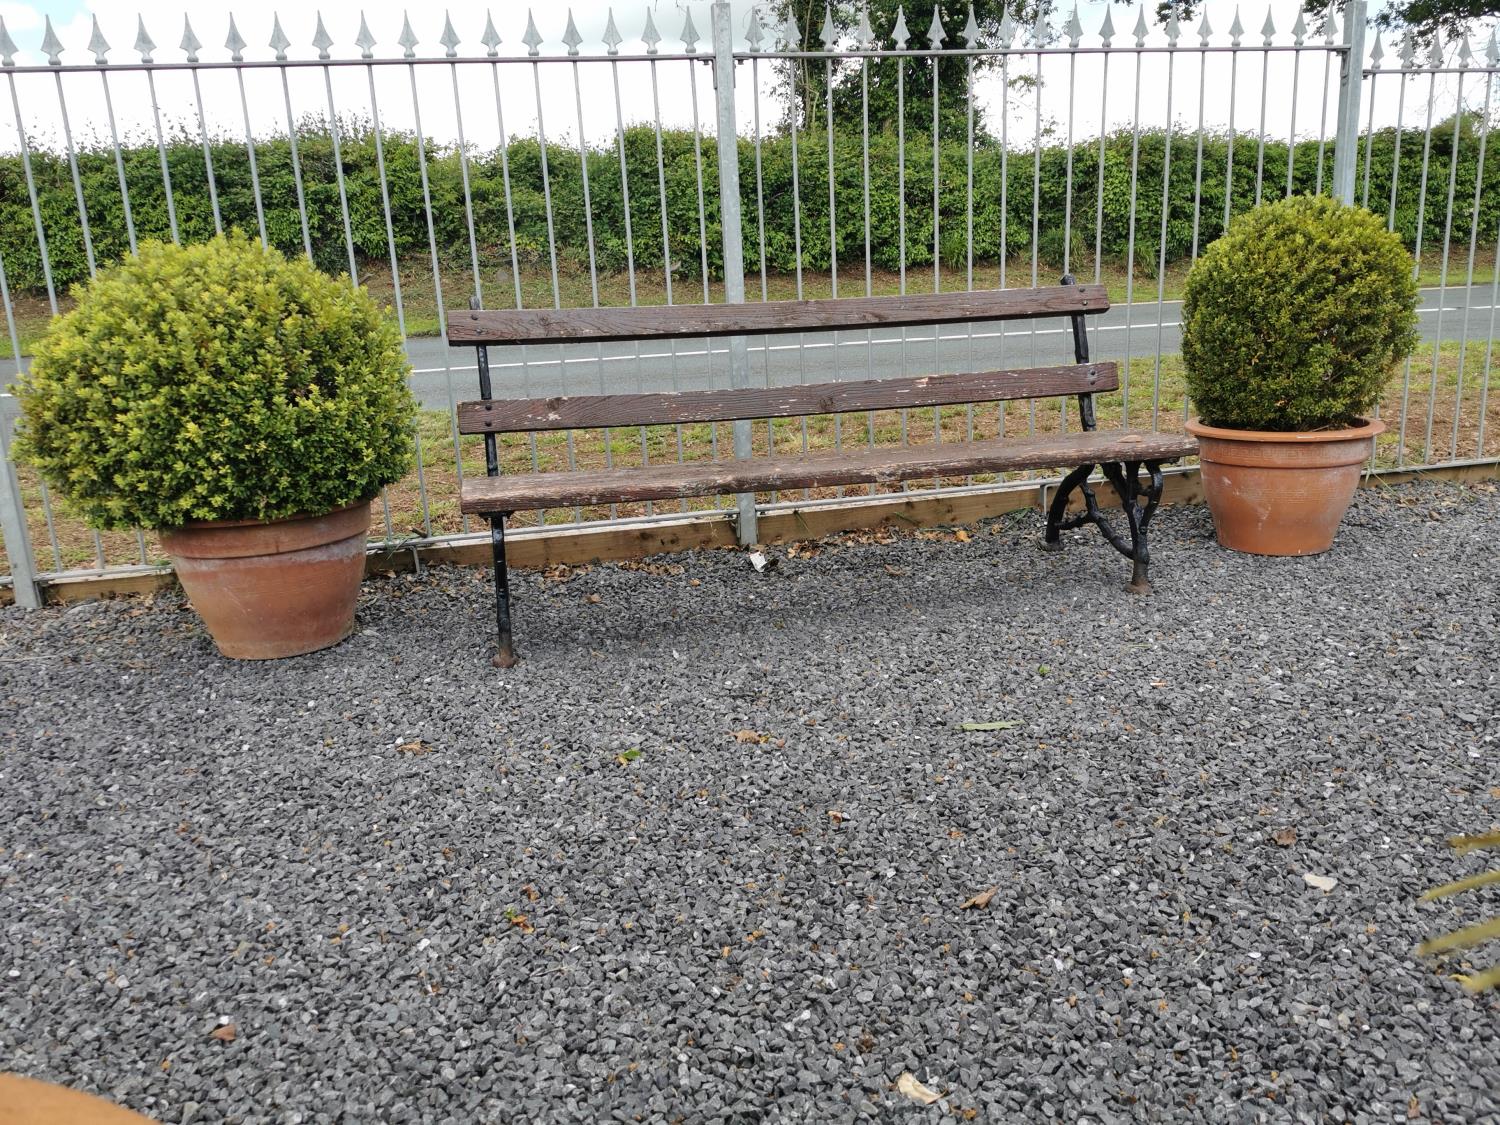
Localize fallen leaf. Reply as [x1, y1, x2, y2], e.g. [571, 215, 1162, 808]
[1490, 787, 1500, 799]
[960, 721, 1021, 732]
[210, 1024, 236, 1043]
[828, 810, 845, 824]
[396, 740, 434, 755]
[1303, 873, 1338, 892]
[954, 529, 971, 542]
[616, 748, 642, 765]
[585, 593, 602, 604]
[896, 1072, 942, 1105]
[1271, 828, 1297, 847]
[884, 564, 908, 577]
[732, 729, 761, 744]
[960, 886, 997, 910]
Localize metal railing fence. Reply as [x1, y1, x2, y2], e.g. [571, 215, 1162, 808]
[0, 1, 1495, 604]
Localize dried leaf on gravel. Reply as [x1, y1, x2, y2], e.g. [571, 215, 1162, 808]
[396, 740, 434, 755]
[1303, 873, 1338, 892]
[616, 748, 642, 765]
[883, 564, 908, 577]
[210, 1024, 236, 1043]
[960, 887, 997, 910]
[959, 721, 1020, 732]
[896, 1072, 942, 1105]
[584, 593, 602, 604]
[1271, 828, 1297, 846]
[954, 529, 971, 542]
[732, 729, 762, 744]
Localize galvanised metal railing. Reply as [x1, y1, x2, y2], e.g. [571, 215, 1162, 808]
[0, 1, 1494, 606]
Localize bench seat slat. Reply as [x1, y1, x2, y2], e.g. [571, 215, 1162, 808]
[458, 363, 1118, 434]
[460, 431, 1197, 513]
[448, 285, 1109, 347]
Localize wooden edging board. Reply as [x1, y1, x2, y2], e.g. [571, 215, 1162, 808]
[10, 459, 1498, 606]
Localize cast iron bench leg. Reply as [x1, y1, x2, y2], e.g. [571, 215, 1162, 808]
[1041, 462, 1097, 552]
[490, 514, 519, 668]
[1043, 459, 1168, 593]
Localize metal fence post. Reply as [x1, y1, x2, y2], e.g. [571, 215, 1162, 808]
[1331, 0, 1369, 204]
[0, 395, 42, 609]
[711, 0, 758, 547]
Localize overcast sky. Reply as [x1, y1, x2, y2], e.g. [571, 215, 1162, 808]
[0, 0, 1482, 160]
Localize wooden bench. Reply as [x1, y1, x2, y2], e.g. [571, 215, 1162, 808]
[447, 277, 1197, 667]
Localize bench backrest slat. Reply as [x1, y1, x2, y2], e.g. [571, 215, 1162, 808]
[457, 362, 1118, 434]
[448, 284, 1108, 347]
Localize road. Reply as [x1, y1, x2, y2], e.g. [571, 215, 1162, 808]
[4, 285, 1493, 411]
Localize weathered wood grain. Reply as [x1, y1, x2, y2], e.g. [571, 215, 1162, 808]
[447, 285, 1109, 346]
[459, 431, 1198, 513]
[457, 363, 1118, 434]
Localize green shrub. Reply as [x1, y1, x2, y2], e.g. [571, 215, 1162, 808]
[1180, 195, 1419, 431]
[14, 232, 416, 530]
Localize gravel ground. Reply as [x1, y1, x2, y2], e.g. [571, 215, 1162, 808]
[2, 480, 1499, 1124]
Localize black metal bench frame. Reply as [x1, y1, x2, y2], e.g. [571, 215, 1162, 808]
[448, 277, 1196, 667]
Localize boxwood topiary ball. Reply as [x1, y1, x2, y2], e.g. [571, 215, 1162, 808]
[14, 232, 416, 532]
[1181, 195, 1419, 432]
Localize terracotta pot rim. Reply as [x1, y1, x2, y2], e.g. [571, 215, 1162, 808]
[1185, 417, 1386, 443]
[162, 497, 374, 534]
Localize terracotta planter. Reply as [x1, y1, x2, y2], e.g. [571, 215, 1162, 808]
[1186, 418, 1383, 556]
[159, 501, 371, 660]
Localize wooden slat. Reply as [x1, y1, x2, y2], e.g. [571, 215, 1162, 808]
[460, 431, 1198, 513]
[458, 363, 1118, 434]
[447, 284, 1109, 346]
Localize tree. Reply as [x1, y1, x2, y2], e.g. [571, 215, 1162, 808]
[766, 1, 1045, 136]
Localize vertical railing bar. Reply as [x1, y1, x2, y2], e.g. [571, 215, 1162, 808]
[365, 62, 430, 536]
[1361, 69, 1379, 206]
[999, 46, 1012, 440]
[233, 68, 269, 246]
[191, 66, 223, 234]
[0, 238, 61, 570]
[1028, 44, 1043, 437]
[1254, 46, 1271, 204]
[647, 58, 689, 508]
[1186, 45, 1208, 424]
[612, 55, 653, 515]
[407, 63, 468, 535]
[1151, 45, 1178, 432]
[1378, 53, 1412, 435]
[6, 74, 58, 316]
[144, 69, 181, 243]
[52, 72, 97, 276]
[0, 392, 41, 606]
[571, 56, 617, 522]
[1094, 49, 1110, 285]
[866, 43, 878, 454]
[487, 61, 541, 525]
[897, 46, 910, 466]
[1315, 40, 1335, 193]
[97, 70, 139, 253]
[1451, 68, 1492, 460]
[1478, 204, 1500, 457]
[751, 54, 772, 490]
[963, 51, 975, 455]
[1287, 41, 1304, 194]
[932, 46, 942, 451]
[687, 58, 718, 487]
[1424, 67, 1465, 463]
[1122, 43, 1143, 430]
[1224, 43, 1240, 232]
[529, 57, 580, 524]
[1397, 61, 1440, 467]
[1063, 48, 1078, 277]
[826, 48, 843, 484]
[272, 67, 310, 260]
[449, 57, 487, 533]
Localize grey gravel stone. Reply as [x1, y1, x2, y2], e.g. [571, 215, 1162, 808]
[1, 481, 1498, 1123]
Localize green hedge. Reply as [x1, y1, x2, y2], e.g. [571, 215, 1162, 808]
[0, 116, 1491, 297]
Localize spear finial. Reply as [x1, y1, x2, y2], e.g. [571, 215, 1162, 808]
[892, 6, 911, 49]
[1133, 7, 1149, 47]
[926, 4, 945, 47]
[135, 15, 157, 62]
[523, 9, 543, 56]
[605, 8, 625, 54]
[1098, 6, 1115, 48]
[87, 15, 111, 64]
[962, 5, 981, 48]
[269, 14, 290, 61]
[1066, 5, 1084, 49]
[312, 13, 334, 60]
[181, 15, 202, 62]
[563, 10, 582, 56]
[1260, 8, 1275, 46]
[1196, 10, 1212, 46]
[356, 12, 377, 58]
[683, 6, 701, 53]
[1165, 6, 1181, 46]
[226, 14, 247, 61]
[859, 4, 876, 49]
[1291, 9, 1307, 45]
[41, 15, 64, 64]
[1368, 29, 1383, 69]
[398, 11, 418, 58]
[440, 12, 460, 57]
[1228, 6, 1244, 46]
[481, 11, 501, 57]
[644, 8, 662, 53]
[0, 16, 16, 67]
[996, 6, 1015, 48]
